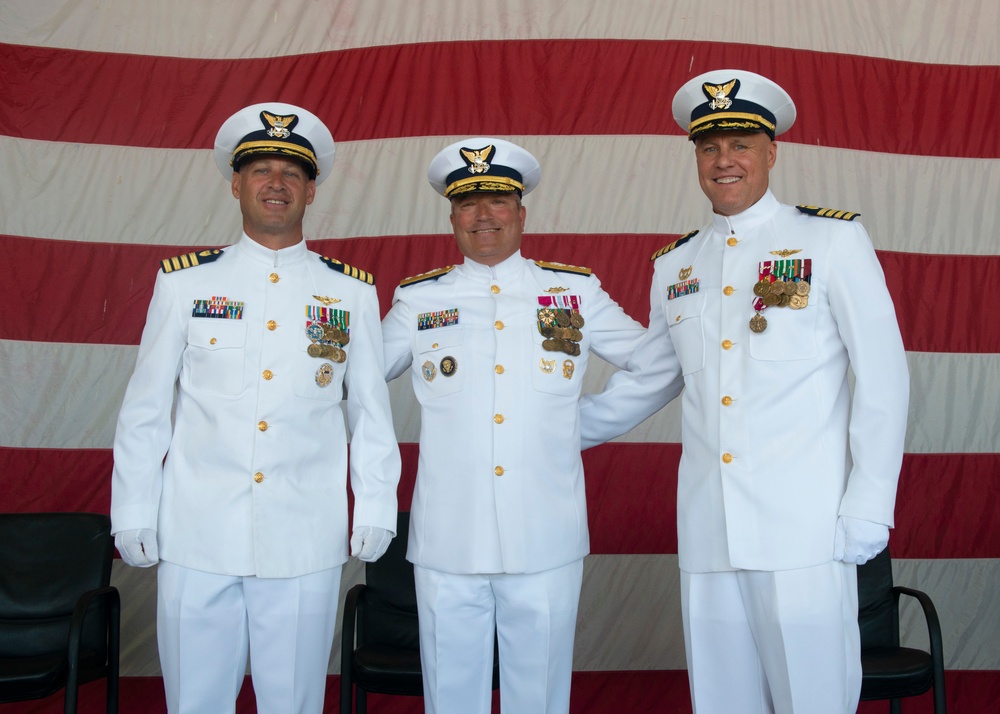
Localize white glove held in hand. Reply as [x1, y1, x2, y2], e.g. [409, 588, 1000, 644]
[115, 528, 159, 567]
[351, 526, 393, 563]
[834, 516, 889, 565]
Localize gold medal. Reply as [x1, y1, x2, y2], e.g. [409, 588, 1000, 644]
[762, 292, 780, 307]
[789, 294, 807, 310]
[777, 293, 791, 308]
[569, 312, 585, 328]
[753, 279, 771, 298]
[796, 281, 811, 296]
[542, 338, 562, 352]
[544, 327, 582, 341]
[324, 326, 348, 344]
[563, 341, 581, 356]
[330, 346, 346, 363]
[749, 313, 768, 333]
[307, 343, 324, 358]
[555, 311, 571, 327]
[768, 281, 785, 296]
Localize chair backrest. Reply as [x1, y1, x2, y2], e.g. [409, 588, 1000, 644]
[0, 512, 114, 659]
[856, 546, 898, 650]
[358, 511, 420, 652]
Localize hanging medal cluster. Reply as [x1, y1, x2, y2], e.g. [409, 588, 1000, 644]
[305, 306, 350, 363]
[537, 295, 585, 356]
[749, 258, 812, 333]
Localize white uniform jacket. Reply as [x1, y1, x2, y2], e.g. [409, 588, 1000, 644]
[581, 191, 909, 573]
[111, 235, 401, 578]
[382, 252, 645, 575]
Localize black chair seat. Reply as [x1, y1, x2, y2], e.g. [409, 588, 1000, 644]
[353, 643, 423, 694]
[861, 646, 935, 700]
[0, 654, 71, 699]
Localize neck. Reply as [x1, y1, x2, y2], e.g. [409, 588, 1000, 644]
[244, 228, 303, 251]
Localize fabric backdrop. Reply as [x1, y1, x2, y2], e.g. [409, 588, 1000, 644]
[1, 0, 998, 703]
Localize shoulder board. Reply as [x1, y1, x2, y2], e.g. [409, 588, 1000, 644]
[399, 265, 456, 287]
[650, 230, 699, 261]
[320, 256, 375, 285]
[161, 249, 224, 273]
[796, 205, 860, 221]
[534, 260, 592, 277]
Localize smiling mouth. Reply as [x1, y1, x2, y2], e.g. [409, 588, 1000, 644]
[715, 177, 742, 184]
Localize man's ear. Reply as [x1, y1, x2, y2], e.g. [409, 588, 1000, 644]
[231, 170, 240, 198]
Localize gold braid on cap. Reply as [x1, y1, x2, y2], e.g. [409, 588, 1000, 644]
[445, 176, 524, 197]
[689, 112, 776, 135]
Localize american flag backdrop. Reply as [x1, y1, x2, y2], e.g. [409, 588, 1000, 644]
[1, 1, 998, 711]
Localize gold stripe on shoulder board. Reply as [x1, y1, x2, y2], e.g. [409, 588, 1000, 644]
[796, 205, 860, 221]
[161, 249, 223, 273]
[651, 230, 699, 261]
[400, 265, 456, 287]
[320, 256, 375, 285]
[534, 261, 592, 276]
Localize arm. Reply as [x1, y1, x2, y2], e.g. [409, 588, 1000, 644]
[344, 284, 402, 535]
[381, 288, 414, 381]
[829, 222, 910, 526]
[579, 270, 684, 449]
[582, 273, 647, 370]
[110, 271, 185, 536]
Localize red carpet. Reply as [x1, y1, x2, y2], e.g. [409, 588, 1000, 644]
[1, 670, 993, 713]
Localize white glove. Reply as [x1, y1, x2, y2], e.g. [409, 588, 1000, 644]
[351, 526, 393, 563]
[114, 528, 159, 567]
[834, 516, 889, 565]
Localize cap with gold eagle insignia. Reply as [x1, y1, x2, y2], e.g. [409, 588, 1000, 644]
[320, 256, 375, 285]
[161, 249, 224, 273]
[214, 102, 335, 184]
[428, 138, 541, 198]
[796, 205, 861, 221]
[651, 230, 699, 261]
[672, 70, 796, 141]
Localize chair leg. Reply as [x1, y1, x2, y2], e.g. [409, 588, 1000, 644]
[934, 683, 947, 714]
[357, 687, 367, 714]
[890, 698, 901, 714]
[340, 677, 352, 713]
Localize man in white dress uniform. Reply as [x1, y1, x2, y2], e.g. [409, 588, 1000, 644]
[579, 71, 910, 713]
[381, 138, 647, 713]
[110, 102, 401, 713]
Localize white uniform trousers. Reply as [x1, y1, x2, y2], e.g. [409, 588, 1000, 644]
[156, 562, 342, 714]
[681, 561, 861, 714]
[413, 559, 584, 714]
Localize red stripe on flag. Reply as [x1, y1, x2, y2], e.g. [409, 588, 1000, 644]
[2, 40, 997, 158]
[3, 446, 996, 559]
[4, 233, 998, 353]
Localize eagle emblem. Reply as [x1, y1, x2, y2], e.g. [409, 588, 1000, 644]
[460, 145, 495, 175]
[262, 111, 297, 139]
[703, 79, 737, 111]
